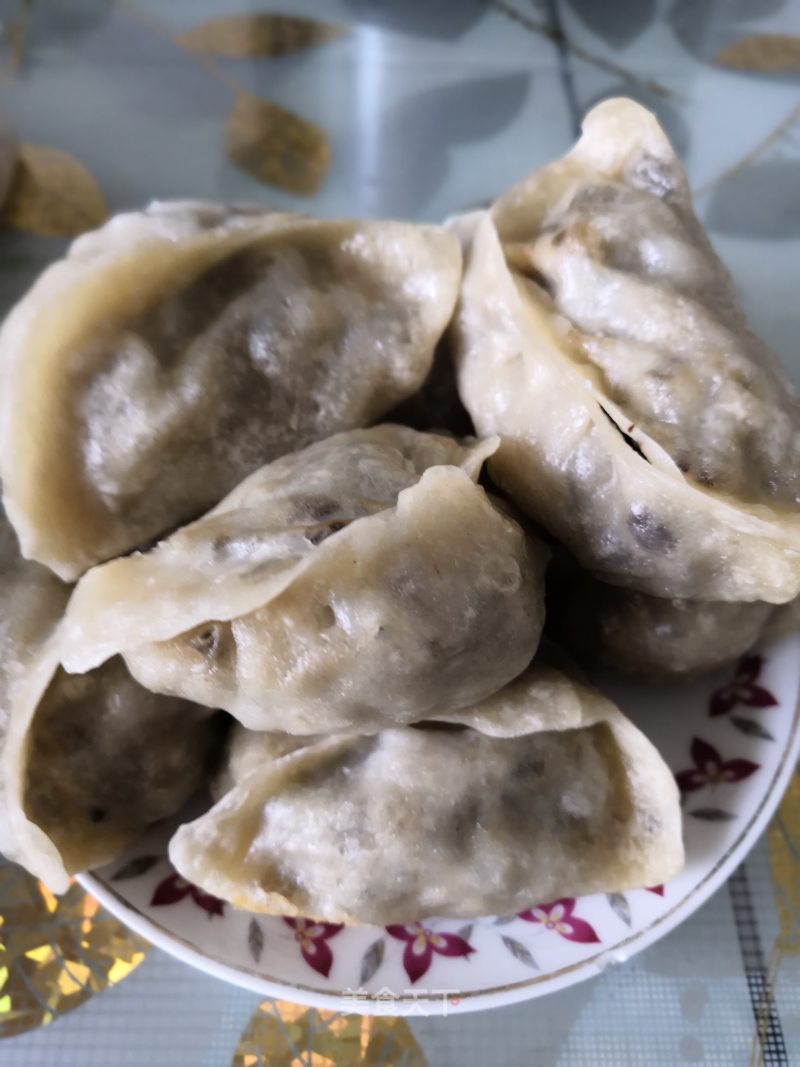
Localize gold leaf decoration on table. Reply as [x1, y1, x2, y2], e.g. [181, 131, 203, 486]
[225, 93, 330, 196]
[231, 1000, 427, 1067]
[715, 35, 800, 73]
[0, 144, 108, 238]
[0, 861, 149, 1038]
[768, 770, 800, 954]
[175, 14, 347, 58]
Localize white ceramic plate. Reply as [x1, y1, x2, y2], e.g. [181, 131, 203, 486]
[79, 633, 800, 1015]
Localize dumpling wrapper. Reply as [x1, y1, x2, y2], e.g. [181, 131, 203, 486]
[5, 653, 224, 892]
[551, 570, 775, 679]
[63, 426, 547, 733]
[0, 512, 220, 892]
[0, 516, 70, 866]
[0, 203, 462, 579]
[453, 99, 800, 602]
[211, 728, 316, 802]
[170, 665, 684, 923]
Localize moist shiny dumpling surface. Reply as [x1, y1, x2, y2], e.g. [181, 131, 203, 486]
[63, 425, 501, 666]
[453, 210, 800, 603]
[170, 666, 683, 923]
[493, 102, 800, 510]
[0, 203, 462, 578]
[64, 426, 547, 733]
[453, 99, 800, 602]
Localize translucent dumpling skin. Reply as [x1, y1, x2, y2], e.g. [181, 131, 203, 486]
[494, 105, 800, 510]
[63, 426, 548, 733]
[0, 511, 69, 875]
[21, 657, 222, 878]
[452, 100, 800, 603]
[0, 508, 219, 890]
[170, 666, 683, 923]
[0, 203, 462, 578]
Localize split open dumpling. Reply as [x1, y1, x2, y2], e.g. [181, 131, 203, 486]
[63, 425, 547, 733]
[453, 99, 800, 602]
[0, 202, 462, 579]
[170, 665, 684, 923]
[0, 510, 219, 891]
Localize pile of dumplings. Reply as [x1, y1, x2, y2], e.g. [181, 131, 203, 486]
[1, 99, 798, 925]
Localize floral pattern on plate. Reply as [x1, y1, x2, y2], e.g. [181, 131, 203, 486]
[80, 635, 800, 1012]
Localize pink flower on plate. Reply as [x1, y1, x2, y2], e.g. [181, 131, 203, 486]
[676, 737, 759, 793]
[709, 655, 777, 717]
[150, 873, 225, 917]
[283, 918, 343, 978]
[386, 923, 476, 984]
[517, 899, 600, 944]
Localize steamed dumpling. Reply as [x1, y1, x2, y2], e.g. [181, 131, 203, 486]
[552, 570, 774, 679]
[452, 100, 800, 602]
[0, 514, 70, 865]
[0, 203, 462, 579]
[0, 510, 219, 891]
[63, 426, 548, 733]
[170, 665, 684, 923]
[211, 728, 316, 802]
[7, 654, 224, 889]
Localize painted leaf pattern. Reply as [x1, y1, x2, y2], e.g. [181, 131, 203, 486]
[359, 938, 385, 984]
[689, 808, 737, 822]
[715, 35, 800, 73]
[607, 892, 632, 926]
[0, 144, 107, 237]
[225, 93, 330, 196]
[174, 14, 347, 58]
[731, 716, 775, 741]
[248, 918, 264, 963]
[501, 935, 539, 969]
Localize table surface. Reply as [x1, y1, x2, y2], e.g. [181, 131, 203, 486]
[1, 1, 799, 1064]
